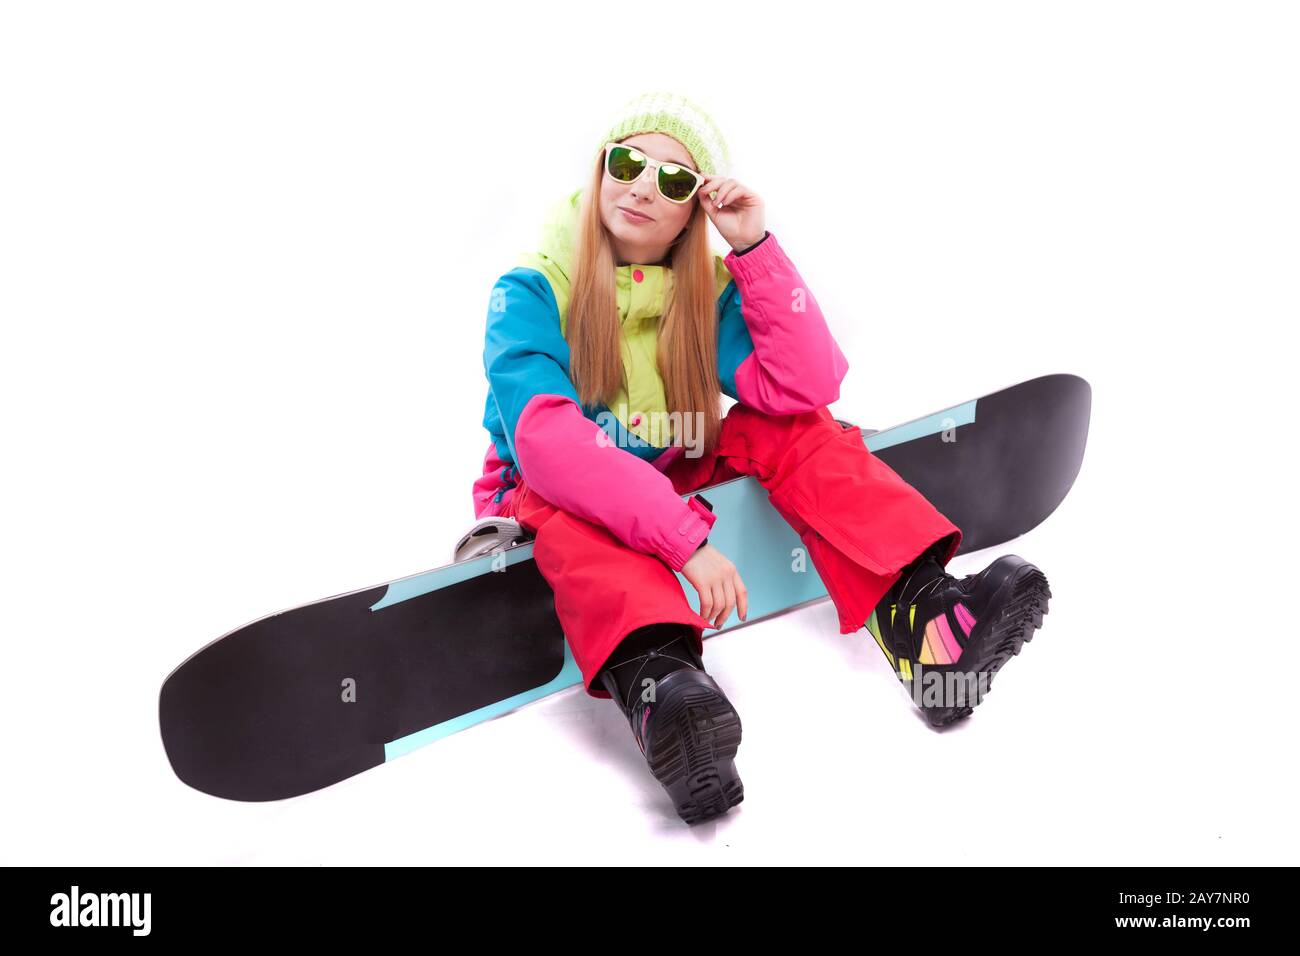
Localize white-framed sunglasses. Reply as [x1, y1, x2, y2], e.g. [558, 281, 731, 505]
[602, 141, 709, 204]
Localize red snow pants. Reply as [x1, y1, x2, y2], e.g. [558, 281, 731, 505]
[502, 403, 963, 699]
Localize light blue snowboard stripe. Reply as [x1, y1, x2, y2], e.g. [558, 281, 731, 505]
[370, 544, 536, 610]
[864, 399, 976, 451]
[384, 644, 584, 761]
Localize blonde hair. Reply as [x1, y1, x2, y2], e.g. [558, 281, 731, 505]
[565, 150, 723, 454]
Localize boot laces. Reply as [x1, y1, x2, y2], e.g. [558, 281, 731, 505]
[604, 636, 700, 712]
[896, 558, 952, 610]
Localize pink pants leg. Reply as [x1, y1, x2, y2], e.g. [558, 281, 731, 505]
[503, 403, 963, 699]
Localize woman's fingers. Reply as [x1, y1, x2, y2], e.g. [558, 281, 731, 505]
[718, 577, 737, 629]
[690, 555, 748, 629]
[700, 175, 735, 209]
[697, 580, 714, 621]
[734, 572, 749, 622]
[708, 581, 725, 628]
[699, 174, 723, 199]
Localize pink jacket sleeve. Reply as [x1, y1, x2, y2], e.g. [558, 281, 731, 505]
[717, 231, 850, 414]
[513, 395, 716, 572]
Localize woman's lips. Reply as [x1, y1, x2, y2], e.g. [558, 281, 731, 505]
[618, 206, 652, 223]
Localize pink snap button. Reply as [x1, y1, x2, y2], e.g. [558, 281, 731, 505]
[632, 269, 644, 283]
[630, 414, 642, 426]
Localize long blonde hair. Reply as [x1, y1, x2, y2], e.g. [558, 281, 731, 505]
[565, 150, 722, 454]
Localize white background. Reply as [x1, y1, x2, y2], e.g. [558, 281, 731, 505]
[2, 1, 1296, 864]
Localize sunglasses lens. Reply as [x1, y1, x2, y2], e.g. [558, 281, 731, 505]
[658, 164, 699, 202]
[607, 145, 646, 182]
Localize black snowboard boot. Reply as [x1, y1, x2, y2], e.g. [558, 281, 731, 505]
[598, 623, 744, 825]
[864, 540, 1052, 728]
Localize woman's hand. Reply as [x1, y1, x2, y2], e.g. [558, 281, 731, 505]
[681, 543, 749, 629]
[699, 176, 766, 253]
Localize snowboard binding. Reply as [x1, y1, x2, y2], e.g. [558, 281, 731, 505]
[451, 516, 533, 563]
[834, 417, 878, 438]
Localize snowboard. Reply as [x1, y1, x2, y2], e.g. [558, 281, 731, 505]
[160, 373, 1091, 801]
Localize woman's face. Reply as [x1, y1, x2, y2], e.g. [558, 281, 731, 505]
[599, 132, 699, 265]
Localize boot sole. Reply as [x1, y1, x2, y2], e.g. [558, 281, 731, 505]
[921, 557, 1052, 728]
[643, 673, 744, 825]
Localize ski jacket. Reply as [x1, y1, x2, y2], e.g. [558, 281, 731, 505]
[472, 187, 849, 572]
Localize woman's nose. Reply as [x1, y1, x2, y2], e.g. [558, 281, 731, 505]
[630, 175, 655, 204]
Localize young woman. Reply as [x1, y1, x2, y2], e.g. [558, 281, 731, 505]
[471, 92, 1052, 825]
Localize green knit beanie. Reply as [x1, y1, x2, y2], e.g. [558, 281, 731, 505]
[595, 90, 732, 178]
